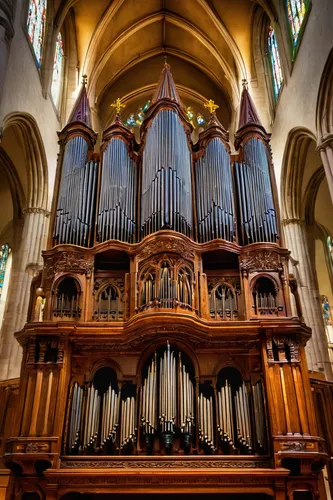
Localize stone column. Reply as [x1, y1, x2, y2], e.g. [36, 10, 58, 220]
[0, 208, 49, 380]
[318, 136, 333, 204]
[0, 0, 14, 111]
[283, 218, 333, 381]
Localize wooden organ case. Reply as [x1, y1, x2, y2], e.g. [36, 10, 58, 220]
[2, 66, 328, 500]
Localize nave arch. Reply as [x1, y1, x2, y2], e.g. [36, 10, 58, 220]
[280, 127, 333, 379]
[0, 112, 49, 379]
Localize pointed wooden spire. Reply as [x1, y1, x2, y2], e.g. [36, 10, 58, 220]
[238, 80, 262, 129]
[67, 75, 92, 128]
[151, 63, 182, 105]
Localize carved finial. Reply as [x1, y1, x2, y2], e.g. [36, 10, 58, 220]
[164, 54, 168, 65]
[204, 99, 219, 114]
[242, 79, 248, 89]
[111, 97, 126, 116]
[82, 74, 88, 86]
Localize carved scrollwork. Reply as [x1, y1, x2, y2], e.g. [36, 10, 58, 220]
[137, 238, 195, 261]
[44, 251, 94, 287]
[239, 250, 282, 274]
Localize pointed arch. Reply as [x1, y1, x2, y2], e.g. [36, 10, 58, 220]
[1, 113, 48, 210]
[280, 127, 316, 220]
[316, 47, 333, 139]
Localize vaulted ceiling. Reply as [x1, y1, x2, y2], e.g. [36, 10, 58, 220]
[56, 0, 276, 130]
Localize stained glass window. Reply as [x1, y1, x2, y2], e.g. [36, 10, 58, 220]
[0, 244, 10, 298]
[27, 0, 47, 67]
[268, 27, 283, 100]
[51, 32, 64, 107]
[287, 0, 310, 53]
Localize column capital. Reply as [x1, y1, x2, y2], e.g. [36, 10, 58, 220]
[317, 133, 333, 152]
[281, 218, 305, 226]
[22, 207, 51, 217]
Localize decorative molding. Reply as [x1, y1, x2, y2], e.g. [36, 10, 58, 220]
[60, 459, 271, 469]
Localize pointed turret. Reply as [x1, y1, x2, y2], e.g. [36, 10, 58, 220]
[151, 63, 182, 106]
[67, 75, 92, 128]
[235, 81, 269, 150]
[238, 82, 262, 129]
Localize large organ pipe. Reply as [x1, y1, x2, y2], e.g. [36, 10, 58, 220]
[234, 137, 277, 245]
[141, 110, 192, 237]
[100, 384, 119, 447]
[195, 138, 235, 243]
[54, 137, 98, 247]
[217, 381, 235, 450]
[97, 138, 137, 243]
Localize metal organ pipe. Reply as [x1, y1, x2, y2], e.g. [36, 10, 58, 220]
[141, 110, 192, 237]
[54, 137, 98, 247]
[195, 138, 235, 242]
[234, 138, 277, 245]
[97, 138, 137, 243]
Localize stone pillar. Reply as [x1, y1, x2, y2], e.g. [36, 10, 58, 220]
[283, 218, 333, 381]
[0, 0, 14, 111]
[318, 136, 333, 204]
[0, 208, 49, 380]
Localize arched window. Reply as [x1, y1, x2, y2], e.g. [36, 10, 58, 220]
[268, 27, 283, 99]
[0, 244, 12, 330]
[287, 0, 311, 56]
[27, 0, 47, 67]
[51, 32, 64, 107]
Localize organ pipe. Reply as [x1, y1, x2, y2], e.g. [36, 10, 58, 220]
[54, 137, 98, 246]
[100, 384, 120, 447]
[217, 381, 236, 450]
[195, 138, 235, 242]
[66, 367, 266, 455]
[234, 382, 252, 452]
[178, 352, 194, 435]
[141, 353, 157, 435]
[159, 343, 176, 434]
[234, 138, 278, 245]
[198, 392, 215, 451]
[141, 110, 192, 237]
[97, 138, 137, 243]
[120, 396, 136, 449]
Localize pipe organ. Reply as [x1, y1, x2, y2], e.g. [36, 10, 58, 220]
[9, 66, 327, 500]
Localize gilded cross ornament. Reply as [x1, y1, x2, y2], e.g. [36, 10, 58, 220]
[204, 99, 219, 114]
[111, 97, 126, 115]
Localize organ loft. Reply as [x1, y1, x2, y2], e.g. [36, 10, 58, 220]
[0, 64, 330, 500]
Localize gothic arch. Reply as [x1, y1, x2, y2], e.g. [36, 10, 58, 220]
[316, 47, 333, 139]
[280, 127, 316, 220]
[1, 112, 48, 210]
